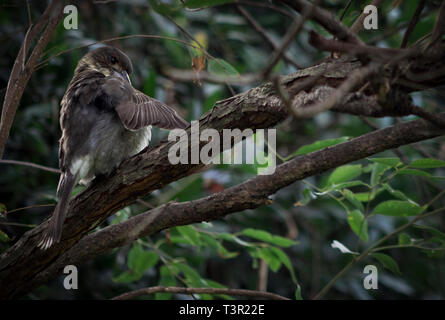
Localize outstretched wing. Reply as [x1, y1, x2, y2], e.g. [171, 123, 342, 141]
[115, 87, 189, 131]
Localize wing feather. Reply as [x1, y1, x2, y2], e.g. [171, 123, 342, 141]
[114, 86, 188, 131]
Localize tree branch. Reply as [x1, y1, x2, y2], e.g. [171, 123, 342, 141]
[111, 286, 289, 300]
[279, 0, 362, 44]
[26, 112, 445, 296]
[0, 0, 65, 158]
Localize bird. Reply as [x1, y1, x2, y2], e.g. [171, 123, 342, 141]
[38, 46, 188, 250]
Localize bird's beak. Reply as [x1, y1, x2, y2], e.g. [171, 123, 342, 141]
[114, 70, 131, 84]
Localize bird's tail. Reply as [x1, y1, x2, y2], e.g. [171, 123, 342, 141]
[38, 172, 76, 250]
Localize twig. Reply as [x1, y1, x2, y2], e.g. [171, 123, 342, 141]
[408, 104, 445, 129]
[35, 34, 201, 71]
[401, 0, 427, 48]
[309, 31, 416, 62]
[262, 4, 313, 77]
[272, 75, 293, 113]
[111, 286, 290, 300]
[0, 159, 60, 173]
[339, 0, 355, 22]
[238, 0, 295, 19]
[428, 1, 445, 47]
[5, 204, 55, 215]
[280, 0, 362, 44]
[236, 5, 303, 69]
[0, 0, 64, 159]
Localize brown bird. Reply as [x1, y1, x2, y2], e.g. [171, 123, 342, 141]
[38, 46, 188, 249]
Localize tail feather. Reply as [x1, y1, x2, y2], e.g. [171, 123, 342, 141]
[38, 172, 76, 250]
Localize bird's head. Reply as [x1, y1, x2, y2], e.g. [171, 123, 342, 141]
[78, 46, 133, 83]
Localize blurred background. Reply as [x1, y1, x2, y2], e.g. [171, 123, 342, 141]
[1, 0, 444, 299]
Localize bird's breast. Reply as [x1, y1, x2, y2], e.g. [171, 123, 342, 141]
[70, 111, 151, 180]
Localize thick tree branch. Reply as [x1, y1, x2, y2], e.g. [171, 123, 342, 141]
[27, 112, 445, 295]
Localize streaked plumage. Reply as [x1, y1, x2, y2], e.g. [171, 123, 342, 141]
[38, 46, 188, 249]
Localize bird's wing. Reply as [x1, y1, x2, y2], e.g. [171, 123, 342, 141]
[115, 86, 189, 131]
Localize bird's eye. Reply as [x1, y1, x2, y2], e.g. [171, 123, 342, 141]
[110, 56, 117, 64]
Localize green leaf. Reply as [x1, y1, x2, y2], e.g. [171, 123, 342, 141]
[128, 243, 159, 275]
[343, 189, 365, 212]
[321, 180, 367, 193]
[326, 164, 362, 187]
[414, 224, 445, 242]
[156, 266, 177, 300]
[218, 232, 253, 247]
[254, 247, 282, 272]
[368, 157, 401, 168]
[397, 169, 432, 177]
[374, 200, 425, 216]
[355, 188, 384, 202]
[242, 228, 298, 247]
[269, 247, 298, 284]
[200, 234, 239, 258]
[0, 229, 11, 242]
[371, 253, 401, 275]
[174, 262, 207, 287]
[371, 163, 390, 186]
[398, 233, 412, 245]
[409, 158, 445, 169]
[347, 209, 369, 242]
[112, 271, 142, 283]
[296, 188, 314, 206]
[295, 285, 303, 300]
[176, 225, 201, 246]
[294, 137, 350, 156]
[149, 0, 179, 15]
[183, 0, 236, 9]
[382, 183, 411, 201]
[208, 58, 239, 77]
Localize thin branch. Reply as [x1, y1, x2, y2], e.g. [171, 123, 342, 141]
[4, 204, 55, 216]
[111, 286, 289, 300]
[0, 159, 60, 173]
[401, 0, 427, 48]
[35, 35, 201, 71]
[236, 5, 303, 69]
[238, 0, 295, 19]
[262, 4, 313, 77]
[280, 0, 362, 44]
[339, 0, 355, 22]
[0, 0, 64, 159]
[429, 1, 445, 47]
[308, 31, 416, 62]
